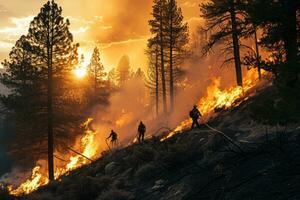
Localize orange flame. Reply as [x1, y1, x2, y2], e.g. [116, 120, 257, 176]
[6, 69, 268, 196]
[162, 69, 269, 140]
[8, 118, 99, 196]
[8, 166, 49, 196]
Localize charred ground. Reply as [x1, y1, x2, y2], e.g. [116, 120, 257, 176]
[2, 85, 300, 200]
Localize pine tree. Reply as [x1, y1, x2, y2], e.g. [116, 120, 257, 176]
[27, 0, 78, 181]
[149, 0, 168, 114]
[166, 0, 189, 111]
[145, 42, 160, 117]
[0, 35, 45, 163]
[243, 0, 300, 85]
[87, 47, 106, 102]
[108, 68, 118, 89]
[200, 0, 244, 86]
[116, 55, 131, 86]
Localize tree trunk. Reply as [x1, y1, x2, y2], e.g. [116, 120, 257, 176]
[155, 47, 159, 117]
[230, 1, 243, 87]
[169, 0, 174, 112]
[47, 34, 54, 181]
[283, 2, 298, 83]
[159, 1, 167, 114]
[254, 27, 261, 80]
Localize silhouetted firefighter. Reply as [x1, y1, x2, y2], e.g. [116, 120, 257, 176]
[189, 105, 202, 130]
[138, 121, 146, 143]
[107, 130, 118, 148]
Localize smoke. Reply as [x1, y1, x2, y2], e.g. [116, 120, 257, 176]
[88, 44, 244, 150]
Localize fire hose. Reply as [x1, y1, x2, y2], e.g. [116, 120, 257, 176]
[203, 123, 245, 154]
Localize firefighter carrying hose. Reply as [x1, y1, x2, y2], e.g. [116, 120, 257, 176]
[189, 105, 202, 130]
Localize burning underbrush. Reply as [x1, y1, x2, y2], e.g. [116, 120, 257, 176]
[1, 68, 270, 197]
[162, 68, 270, 140]
[2, 118, 100, 196]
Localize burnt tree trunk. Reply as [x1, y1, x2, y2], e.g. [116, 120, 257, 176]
[230, 0, 243, 87]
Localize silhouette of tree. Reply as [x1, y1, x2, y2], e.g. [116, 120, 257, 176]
[165, 0, 189, 111]
[29, 1, 78, 180]
[145, 42, 161, 117]
[149, 0, 168, 114]
[86, 47, 107, 104]
[116, 55, 131, 86]
[0, 35, 46, 163]
[200, 0, 244, 86]
[243, 0, 300, 85]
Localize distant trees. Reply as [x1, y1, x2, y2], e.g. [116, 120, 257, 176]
[0, 0, 80, 181]
[116, 55, 131, 86]
[147, 0, 189, 115]
[86, 47, 107, 105]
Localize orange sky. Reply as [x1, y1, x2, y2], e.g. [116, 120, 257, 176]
[0, 0, 203, 71]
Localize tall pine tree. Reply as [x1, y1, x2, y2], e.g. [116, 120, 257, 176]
[200, 0, 244, 86]
[166, 0, 189, 111]
[27, 0, 78, 180]
[87, 47, 106, 104]
[149, 0, 168, 114]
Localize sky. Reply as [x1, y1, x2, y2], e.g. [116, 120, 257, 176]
[0, 0, 202, 71]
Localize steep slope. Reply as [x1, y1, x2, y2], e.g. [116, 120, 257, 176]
[2, 86, 300, 200]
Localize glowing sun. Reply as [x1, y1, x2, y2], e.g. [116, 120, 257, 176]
[74, 67, 87, 79]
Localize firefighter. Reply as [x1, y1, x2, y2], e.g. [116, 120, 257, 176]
[107, 130, 118, 147]
[189, 105, 202, 130]
[138, 121, 146, 143]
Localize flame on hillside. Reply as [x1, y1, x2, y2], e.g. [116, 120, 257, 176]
[7, 118, 99, 196]
[4, 69, 268, 196]
[162, 69, 269, 140]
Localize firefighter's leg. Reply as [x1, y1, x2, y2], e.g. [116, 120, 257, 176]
[191, 120, 195, 130]
[142, 132, 145, 143]
[138, 133, 141, 143]
[196, 120, 201, 128]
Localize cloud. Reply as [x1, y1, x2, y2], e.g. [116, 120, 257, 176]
[71, 26, 90, 35]
[0, 41, 13, 50]
[99, 36, 149, 49]
[0, 15, 33, 36]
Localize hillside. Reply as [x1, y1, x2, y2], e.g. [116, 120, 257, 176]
[2, 86, 300, 200]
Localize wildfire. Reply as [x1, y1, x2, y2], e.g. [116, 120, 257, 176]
[8, 118, 99, 196]
[8, 166, 49, 196]
[5, 68, 268, 196]
[162, 69, 268, 140]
